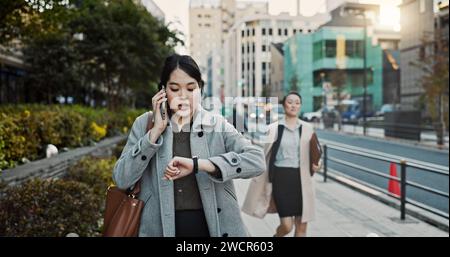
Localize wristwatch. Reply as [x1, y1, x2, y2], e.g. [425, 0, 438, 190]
[192, 156, 199, 174]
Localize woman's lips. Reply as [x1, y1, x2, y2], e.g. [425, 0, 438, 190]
[178, 104, 190, 110]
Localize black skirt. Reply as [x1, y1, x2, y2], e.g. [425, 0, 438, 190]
[272, 166, 303, 218]
[175, 209, 210, 237]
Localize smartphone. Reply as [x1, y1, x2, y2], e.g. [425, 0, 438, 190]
[160, 85, 166, 120]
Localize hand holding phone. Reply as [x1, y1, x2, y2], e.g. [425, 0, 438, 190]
[160, 85, 166, 120]
[149, 87, 168, 143]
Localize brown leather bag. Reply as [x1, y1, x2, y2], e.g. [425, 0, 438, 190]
[309, 132, 322, 176]
[103, 112, 154, 237]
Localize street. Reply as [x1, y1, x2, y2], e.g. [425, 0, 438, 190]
[316, 129, 449, 214]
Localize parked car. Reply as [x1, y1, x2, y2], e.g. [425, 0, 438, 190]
[341, 100, 374, 124]
[303, 108, 323, 122]
[375, 104, 401, 117]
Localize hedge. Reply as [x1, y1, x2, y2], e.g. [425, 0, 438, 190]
[0, 104, 144, 170]
[0, 156, 117, 237]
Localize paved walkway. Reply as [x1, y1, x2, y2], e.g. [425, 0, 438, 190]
[234, 175, 449, 237]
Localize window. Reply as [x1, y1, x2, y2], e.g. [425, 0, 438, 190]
[313, 41, 323, 61]
[262, 62, 266, 70]
[242, 30, 245, 37]
[262, 28, 266, 35]
[313, 71, 327, 88]
[345, 40, 364, 58]
[313, 96, 322, 111]
[205, 23, 211, 27]
[241, 45, 244, 54]
[247, 29, 250, 37]
[300, 29, 303, 33]
[252, 62, 255, 70]
[262, 45, 266, 52]
[269, 28, 273, 35]
[252, 76, 255, 95]
[198, 14, 202, 18]
[308, 29, 311, 33]
[252, 28, 255, 36]
[293, 29, 297, 34]
[278, 28, 282, 35]
[284, 28, 288, 36]
[252, 43, 255, 52]
[242, 62, 245, 71]
[247, 44, 250, 53]
[325, 40, 337, 58]
[352, 70, 374, 87]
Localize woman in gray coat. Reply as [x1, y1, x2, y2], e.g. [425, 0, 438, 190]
[112, 54, 265, 237]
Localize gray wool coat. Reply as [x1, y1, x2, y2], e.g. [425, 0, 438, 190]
[112, 107, 266, 237]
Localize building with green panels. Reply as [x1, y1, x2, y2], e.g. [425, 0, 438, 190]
[283, 26, 383, 114]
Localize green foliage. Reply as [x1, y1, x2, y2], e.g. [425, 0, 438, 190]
[0, 104, 144, 170]
[65, 156, 116, 197]
[3, 0, 183, 109]
[0, 178, 103, 237]
[0, 155, 118, 237]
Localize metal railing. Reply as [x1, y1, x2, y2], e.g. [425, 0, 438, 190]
[321, 140, 449, 220]
[315, 120, 449, 145]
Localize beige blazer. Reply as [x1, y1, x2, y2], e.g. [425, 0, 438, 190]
[241, 119, 317, 222]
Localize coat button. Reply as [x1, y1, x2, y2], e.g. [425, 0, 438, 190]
[217, 208, 222, 213]
[141, 155, 147, 161]
[198, 131, 204, 137]
[222, 233, 228, 237]
[232, 158, 237, 163]
[236, 167, 242, 173]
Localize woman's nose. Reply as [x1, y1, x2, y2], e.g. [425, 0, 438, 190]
[180, 89, 189, 98]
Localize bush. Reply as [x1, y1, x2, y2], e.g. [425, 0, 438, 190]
[0, 179, 103, 237]
[0, 104, 145, 170]
[65, 156, 116, 198]
[0, 112, 41, 169]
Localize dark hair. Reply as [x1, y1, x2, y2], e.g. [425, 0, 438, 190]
[282, 91, 302, 106]
[159, 54, 204, 93]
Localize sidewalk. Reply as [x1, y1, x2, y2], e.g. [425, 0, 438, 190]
[235, 175, 449, 237]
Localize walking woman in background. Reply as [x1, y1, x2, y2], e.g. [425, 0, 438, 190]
[112, 54, 265, 237]
[242, 91, 321, 237]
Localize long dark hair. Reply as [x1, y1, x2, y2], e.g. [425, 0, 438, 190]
[159, 54, 204, 93]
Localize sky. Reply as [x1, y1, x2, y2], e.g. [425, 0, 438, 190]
[153, 0, 404, 54]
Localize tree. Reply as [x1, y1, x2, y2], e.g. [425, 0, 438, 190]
[329, 69, 347, 130]
[69, 0, 183, 109]
[289, 73, 299, 92]
[23, 32, 81, 104]
[0, 0, 76, 45]
[3, 0, 183, 108]
[410, 27, 449, 147]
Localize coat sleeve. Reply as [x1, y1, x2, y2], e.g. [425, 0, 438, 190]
[207, 118, 266, 183]
[112, 112, 163, 190]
